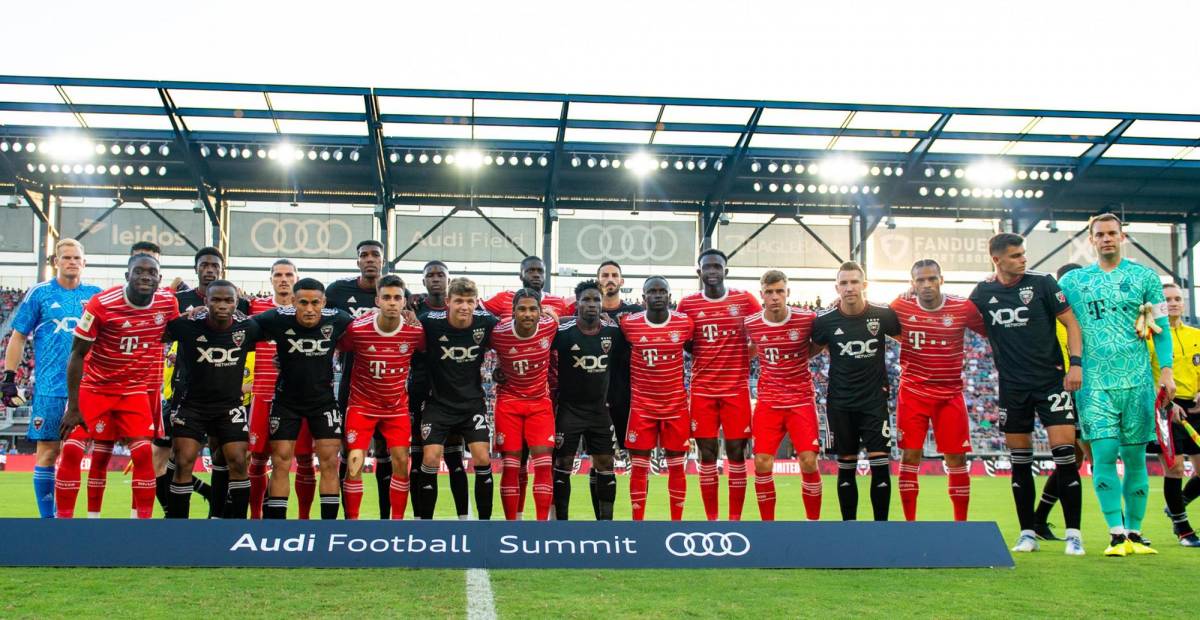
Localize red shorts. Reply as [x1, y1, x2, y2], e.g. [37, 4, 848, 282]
[250, 395, 312, 455]
[752, 399, 820, 456]
[690, 391, 752, 440]
[896, 385, 971, 453]
[345, 407, 410, 451]
[494, 395, 555, 452]
[626, 408, 690, 452]
[78, 389, 154, 442]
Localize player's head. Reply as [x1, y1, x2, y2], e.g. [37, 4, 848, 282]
[1055, 262, 1082, 280]
[375, 274, 406, 321]
[292, 278, 327, 327]
[193, 246, 225, 286]
[447, 277, 479, 322]
[423, 260, 449, 297]
[988, 232, 1026, 278]
[270, 258, 298, 296]
[835, 261, 866, 304]
[205, 279, 239, 323]
[53, 238, 87, 278]
[574, 279, 602, 322]
[130, 240, 161, 261]
[519, 256, 546, 291]
[512, 287, 542, 332]
[1163, 282, 1185, 319]
[597, 260, 624, 298]
[1087, 213, 1125, 261]
[760, 270, 789, 312]
[125, 253, 162, 296]
[642, 276, 671, 312]
[910, 259, 943, 305]
[697, 249, 728, 289]
[356, 240, 384, 279]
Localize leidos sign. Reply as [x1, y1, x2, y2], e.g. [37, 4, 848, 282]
[4, 520, 1012, 569]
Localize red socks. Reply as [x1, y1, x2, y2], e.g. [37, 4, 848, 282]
[899, 463, 920, 521]
[86, 441, 114, 516]
[947, 465, 970, 521]
[727, 460, 747, 521]
[389, 474, 409, 519]
[343, 479, 364, 520]
[666, 455, 687, 521]
[129, 440, 156, 519]
[755, 471, 776, 521]
[294, 456, 317, 520]
[801, 470, 823, 520]
[629, 455, 650, 521]
[500, 455, 521, 520]
[248, 453, 269, 519]
[55, 433, 87, 518]
[530, 454, 553, 521]
[698, 462, 719, 520]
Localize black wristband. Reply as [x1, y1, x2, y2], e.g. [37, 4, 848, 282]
[2, 370, 15, 383]
[1068, 355, 1082, 367]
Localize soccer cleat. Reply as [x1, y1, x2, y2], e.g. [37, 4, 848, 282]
[1126, 533, 1158, 555]
[1011, 534, 1039, 553]
[1064, 535, 1085, 556]
[1178, 533, 1200, 547]
[1031, 522, 1063, 541]
[1104, 534, 1129, 557]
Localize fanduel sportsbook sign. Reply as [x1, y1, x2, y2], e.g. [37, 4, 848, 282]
[871, 227, 995, 271]
[60, 205, 206, 256]
[229, 212, 375, 260]
[3, 520, 1012, 569]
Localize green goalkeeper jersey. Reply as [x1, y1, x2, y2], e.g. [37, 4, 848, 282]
[1058, 258, 1168, 390]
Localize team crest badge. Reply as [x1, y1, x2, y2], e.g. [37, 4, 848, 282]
[866, 318, 880, 336]
[473, 328, 485, 344]
[231, 330, 245, 348]
[421, 424, 431, 440]
[95, 421, 105, 434]
[320, 324, 334, 340]
[496, 432, 506, 447]
[627, 431, 638, 443]
[249, 432, 258, 446]
[32, 418, 43, 430]
[690, 419, 698, 432]
[154, 313, 164, 325]
[346, 430, 357, 445]
[554, 433, 564, 449]
[729, 305, 740, 317]
[1055, 291, 1067, 303]
[1019, 287, 1034, 305]
[670, 332, 680, 343]
[269, 417, 280, 433]
[1119, 280, 1131, 293]
[942, 315, 954, 328]
[539, 338, 550, 350]
[787, 329, 800, 342]
[1192, 354, 1199, 367]
[600, 337, 612, 353]
[400, 343, 409, 354]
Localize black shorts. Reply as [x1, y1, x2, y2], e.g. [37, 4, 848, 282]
[419, 401, 490, 447]
[171, 403, 249, 445]
[826, 401, 891, 456]
[607, 389, 631, 450]
[270, 399, 342, 442]
[998, 383, 1076, 434]
[555, 402, 616, 458]
[1147, 401, 1200, 456]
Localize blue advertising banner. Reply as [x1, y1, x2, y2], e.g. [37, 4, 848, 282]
[1, 520, 1013, 569]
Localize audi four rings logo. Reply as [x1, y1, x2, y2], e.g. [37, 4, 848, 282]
[250, 218, 354, 255]
[663, 532, 751, 557]
[575, 224, 680, 261]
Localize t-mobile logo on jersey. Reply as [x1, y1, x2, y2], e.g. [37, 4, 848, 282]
[908, 331, 927, 350]
[761, 348, 781, 364]
[1084, 299, 1109, 321]
[368, 360, 389, 379]
[511, 359, 531, 375]
[197, 347, 241, 365]
[988, 307, 1028, 327]
[572, 354, 608, 371]
[118, 336, 140, 354]
[700, 324, 719, 342]
[641, 349, 661, 367]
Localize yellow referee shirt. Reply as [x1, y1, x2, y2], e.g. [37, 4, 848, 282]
[1151, 322, 1200, 400]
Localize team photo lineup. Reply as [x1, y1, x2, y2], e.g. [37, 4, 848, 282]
[4, 209, 1196, 558]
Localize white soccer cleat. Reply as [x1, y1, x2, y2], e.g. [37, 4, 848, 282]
[1011, 533, 1040, 553]
[1064, 535, 1085, 556]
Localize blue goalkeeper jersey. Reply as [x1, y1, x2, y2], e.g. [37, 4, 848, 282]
[10, 279, 102, 398]
[1058, 259, 1167, 390]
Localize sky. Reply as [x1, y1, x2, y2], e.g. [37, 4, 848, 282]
[2, 0, 1197, 114]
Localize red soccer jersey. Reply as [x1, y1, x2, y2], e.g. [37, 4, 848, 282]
[622, 310, 694, 419]
[490, 316, 558, 400]
[249, 296, 282, 397]
[483, 290, 570, 320]
[745, 307, 817, 406]
[676, 289, 761, 397]
[337, 312, 425, 414]
[890, 294, 986, 398]
[74, 286, 179, 395]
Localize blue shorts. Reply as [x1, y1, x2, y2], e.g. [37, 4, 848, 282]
[28, 395, 68, 442]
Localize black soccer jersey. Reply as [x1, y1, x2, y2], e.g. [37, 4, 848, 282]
[174, 288, 251, 315]
[166, 311, 262, 409]
[553, 317, 624, 409]
[252, 307, 352, 406]
[969, 271, 1070, 392]
[324, 277, 377, 319]
[407, 298, 447, 401]
[601, 301, 642, 406]
[810, 302, 901, 407]
[420, 309, 499, 414]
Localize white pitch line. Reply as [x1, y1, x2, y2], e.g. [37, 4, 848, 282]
[465, 568, 497, 620]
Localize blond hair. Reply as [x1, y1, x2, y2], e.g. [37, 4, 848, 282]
[760, 269, 788, 287]
[447, 277, 478, 299]
[55, 238, 85, 258]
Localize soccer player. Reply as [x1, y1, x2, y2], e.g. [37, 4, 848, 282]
[163, 280, 261, 519]
[676, 249, 761, 521]
[551, 279, 623, 520]
[970, 233, 1085, 555]
[811, 261, 900, 521]
[622, 276, 693, 521]
[595, 261, 643, 452]
[744, 270, 820, 521]
[1058, 213, 1174, 556]
[337, 275, 424, 519]
[58, 253, 180, 518]
[415, 277, 498, 520]
[3, 239, 101, 518]
[891, 259, 985, 522]
[253, 278, 353, 519]
[1149, 282, 1200, 546]
[408, 261, 472, 520]
[247, 259, 298, 518]
[325, 240, 393, 519]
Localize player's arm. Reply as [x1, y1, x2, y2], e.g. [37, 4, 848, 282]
[1146, 275, 1175, 399]
[1055, 308, 1084, 392]
[61, 337, 93, 436]
[1, 331, 28, 406]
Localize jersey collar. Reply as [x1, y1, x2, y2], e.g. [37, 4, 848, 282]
[373, 314, 403, 337]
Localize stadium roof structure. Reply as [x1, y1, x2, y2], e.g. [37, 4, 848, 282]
[2, 75, 1199, 278]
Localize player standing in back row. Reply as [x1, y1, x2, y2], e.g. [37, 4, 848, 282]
[676, 249, 761, 521]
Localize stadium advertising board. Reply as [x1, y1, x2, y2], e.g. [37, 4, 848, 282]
[393, 214, 536, 262]
[558, 219, 696, 267]
[870, 227, 995, 272]
[60, 205, 205, 256]
[3, 520, 1013, 569]
[717, 222, 849, 269]
[1026, 229, 1174, 275]
[0, 207, 34, 251]
[229, 211, 374, 260]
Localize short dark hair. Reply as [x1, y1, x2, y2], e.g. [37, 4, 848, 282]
[697, 248, 728, 266]
[377, 274, 405, 292]
[206, 279, 237, 294]
[423, 260, 448, 273]
[837, 261, 864, 277]
[1056, 263, 1082, 280]
[271, 258, 295, 272]
[356, 239, 384, 252]
[520, 256, 544, 270]
[911, 259, 941, 276]
[512, 287, 542, 310]
[1088, 213, 1123, 235]
[597, 260, 622, 275]
[194, 246, 224, 268]
[130, 241, 161, 255]
[127, 253, 159, 268]
[988, 232, 1025, 257]
[574, 279, 601, 299]
[294, 278, 325, 294]
[643, 275, 669, 290]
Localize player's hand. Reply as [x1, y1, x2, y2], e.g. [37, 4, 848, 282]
[60, 403, 84, 438]
[408, 293, 427, 312]
[169, 276, 186, 292]
[187, 305, 205, 319]
[1161, 367, 1177, 402]
[541, 307, 559, 321]
[401, 309, 420, 328]
[492, 366, 508, 385]
[0, 372, 25, 407]
[1063, 366, 1082, 392]
[1171, 403, 1186, 424]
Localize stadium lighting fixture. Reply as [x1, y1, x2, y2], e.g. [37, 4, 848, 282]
[848, 185, 857, 194]
[484, 154, 495, 166]
[1017, 169, 1028, 180]
[267, 148, 279, 161]
[93, 143, 105, 155]
[599, 157, 610, 169]
[157, 165, 167, 176]
[10, 142, 21, 153]
[124, 144, 135, 156]
[0, 141, 8, 152]
[256, 148, 267, 159]
[239, 148, 250, 159]
[1053, 170, 1063, 181]
[882, 166, 893, 176]
[611, 158, 622, 169]
[966, 161, 1017, 185]
[750, 161, 761, 173]
[123, 165, 134, 175]
[806, 163, 819, 175]
[109, 144, 120, 155]
[402, 152, 412, 164]
[51, 164, 60, 173]
[807, 184, 816, 193]
[139, 144, 151, 156]
[768, 183, 778, 193]
[919, 186, 929, 196]
[894, 167, 903, 176]
[508, 155, 518, 166]
[767, 161, 778, 174]
[308, 149, 318, 161]
[139, 165, 150, 176]
[818, 184, 828, 194]
[674, 160, 684, 171]
[939, 168, 951, 178]
[538, 155, 549, 167]
[26, 142, 37, 153]
[570, 155, 581, 167]
[1038, 170, 1050, 181]
[37, 163, 47, 173]
[109, 164, 119, 175]
[350, 150, 361, 162]
[687, 160, 696, 171]
[85, 164, 95, 174]
[948, 187, 958, 197]
[417, 152, 428, 164]
[697, 159, 708, 171]
[820, 157, 867, 181]
[1003, 189, 1014, 198]
[924, 167, 934, 177]
[43, 137, 96, 162]
[432, 153, 443, 165]
[870, 166, 881, 176]
[781, 163, 792, 174]
[659, 160, 669, 170]
[1035, 189, 1044, 198]
[587, 156, 596, 168]
[444, 153, 456, 165]
[230, 147, 241, 159]
[523, 155, 534, 167]
[216, 146, 228, 158]
[1063, 171, 1074, 181]
[627, 152, 657, 176]
[456, 149, 484, 170]
[496, 153, 507, 166]
[752, 182, 762, 192]
[934, 187, 945, 196]
[159, 144, 170, 157]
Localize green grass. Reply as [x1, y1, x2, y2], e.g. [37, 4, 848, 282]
[0, 471, 1194, 618]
